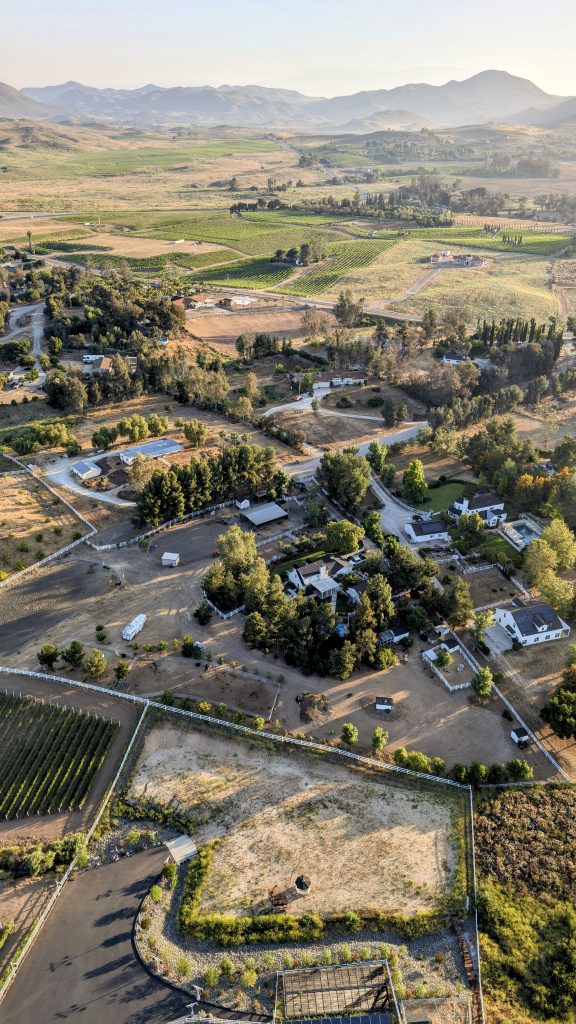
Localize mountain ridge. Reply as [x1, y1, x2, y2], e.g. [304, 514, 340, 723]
[3, 70, 571, 129]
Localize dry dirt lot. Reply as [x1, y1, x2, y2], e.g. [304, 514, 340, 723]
[321, 383, 425, 418]
[184, 308, 327, 357]
[64, 232, 227, 258]
[0, 474, 87, 576]
[447, 567, 523, 610]
[275, 409, 391, 447]
[131, 725, 459, 917]
[268, 649, 552, 779]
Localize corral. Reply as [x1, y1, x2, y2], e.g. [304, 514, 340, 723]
[130, 725, 463, 919]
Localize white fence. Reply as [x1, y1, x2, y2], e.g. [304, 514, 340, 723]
[86, 499, 237, 552]
[201, 594, 245, 620]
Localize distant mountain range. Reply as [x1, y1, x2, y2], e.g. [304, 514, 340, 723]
[0, 71, 572, 130]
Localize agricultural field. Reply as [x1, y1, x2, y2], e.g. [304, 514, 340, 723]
[61, 248, 239, 273]
[187, 255, 295, 289]
[406, 226, 573, 256]
[0, 473, 87, 577]
[67, 209, 346, 255]
[279, 238, 398, 295]
[130, 725, 465, 920]
[0, 693, 118, 819]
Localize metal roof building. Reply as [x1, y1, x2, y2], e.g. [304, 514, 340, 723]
[241, 502, 288, 527]
[118, 437, 183, 465]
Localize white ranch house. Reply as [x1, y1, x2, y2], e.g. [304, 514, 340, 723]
[495, 601, 570, 647]
[448, 490, 506, 527]
[287, 557, 352, 601]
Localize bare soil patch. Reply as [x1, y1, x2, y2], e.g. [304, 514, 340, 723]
[322, 383, 425, 418]
[275, 409, 389, 447]
[184, 309, 327, 356]
[68, 232, 226, 258]
[493, 638, 576, 778]
[131, 725, 458, 917]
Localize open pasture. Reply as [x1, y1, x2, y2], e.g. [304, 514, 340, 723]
[0, 692, 118, 819]
[131, 725, 461, 918]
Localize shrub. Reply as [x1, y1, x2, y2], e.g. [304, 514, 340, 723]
[162, 861, 178, 889]
[204, 966, 220, 988]
[149, 884, 163, 904]
[176, 957, 191, 978]
[341, 722, 359, 747]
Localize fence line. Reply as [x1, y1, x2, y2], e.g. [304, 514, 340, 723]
[201, 594, 245, 620]
[491, 683, 570, 781]
[85, 499, 237, 551]
[0, 532, 96, 591]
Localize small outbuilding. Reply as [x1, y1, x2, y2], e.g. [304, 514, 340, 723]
[375, 697, 394, 714]
[511, 726, 530, 747]
[161, 552, 180, 567]
[72, 460, 101, 482]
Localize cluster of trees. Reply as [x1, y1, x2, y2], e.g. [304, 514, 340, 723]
[0, 833, 87, 881]
[273, 243, 323, 266]
[46, 276, 185, 353]
[36, 639, 130, 682]
[136, 443, 288, 526]
[474, 316, 563, 349]
[0, 337, 33, 367]
[523, 519, 576, 617]
[235, 332, 293, 362]
[5, 418, 81, 457]
[315, 448, 371, 511]
[461, 418, 576, 529]
[541, 647, 576, 739]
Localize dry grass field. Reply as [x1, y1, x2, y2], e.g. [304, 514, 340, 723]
[131, 726, 459, 917]
[394, 254, 559, 323]
[0, 473, 86, 576]
[493, 638, 576, 778]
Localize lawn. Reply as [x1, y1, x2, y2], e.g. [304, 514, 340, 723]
[420, 481, 473, 512]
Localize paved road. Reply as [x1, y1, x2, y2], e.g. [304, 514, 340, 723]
[43, 455, 136, 508]
[4, 301, 47, 385]
[1, 848, 187, 1024]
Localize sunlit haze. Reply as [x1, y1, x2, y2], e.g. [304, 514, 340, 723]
[2, 0, 575, 95]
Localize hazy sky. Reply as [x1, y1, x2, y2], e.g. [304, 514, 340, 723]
[2, 0, 576, 96]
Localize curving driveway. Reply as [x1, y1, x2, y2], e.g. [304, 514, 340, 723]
[0, 847, 187, 1024]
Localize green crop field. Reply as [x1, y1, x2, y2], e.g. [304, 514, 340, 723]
[0, 693, 118, 819]
[61, 248, 239, 272]
[279, 238, 399, 295]
[380, 226, 573, 256]
[66, 210, 346, 256]
[188, 256, 295, 289]
[5, 139, 281, 181]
